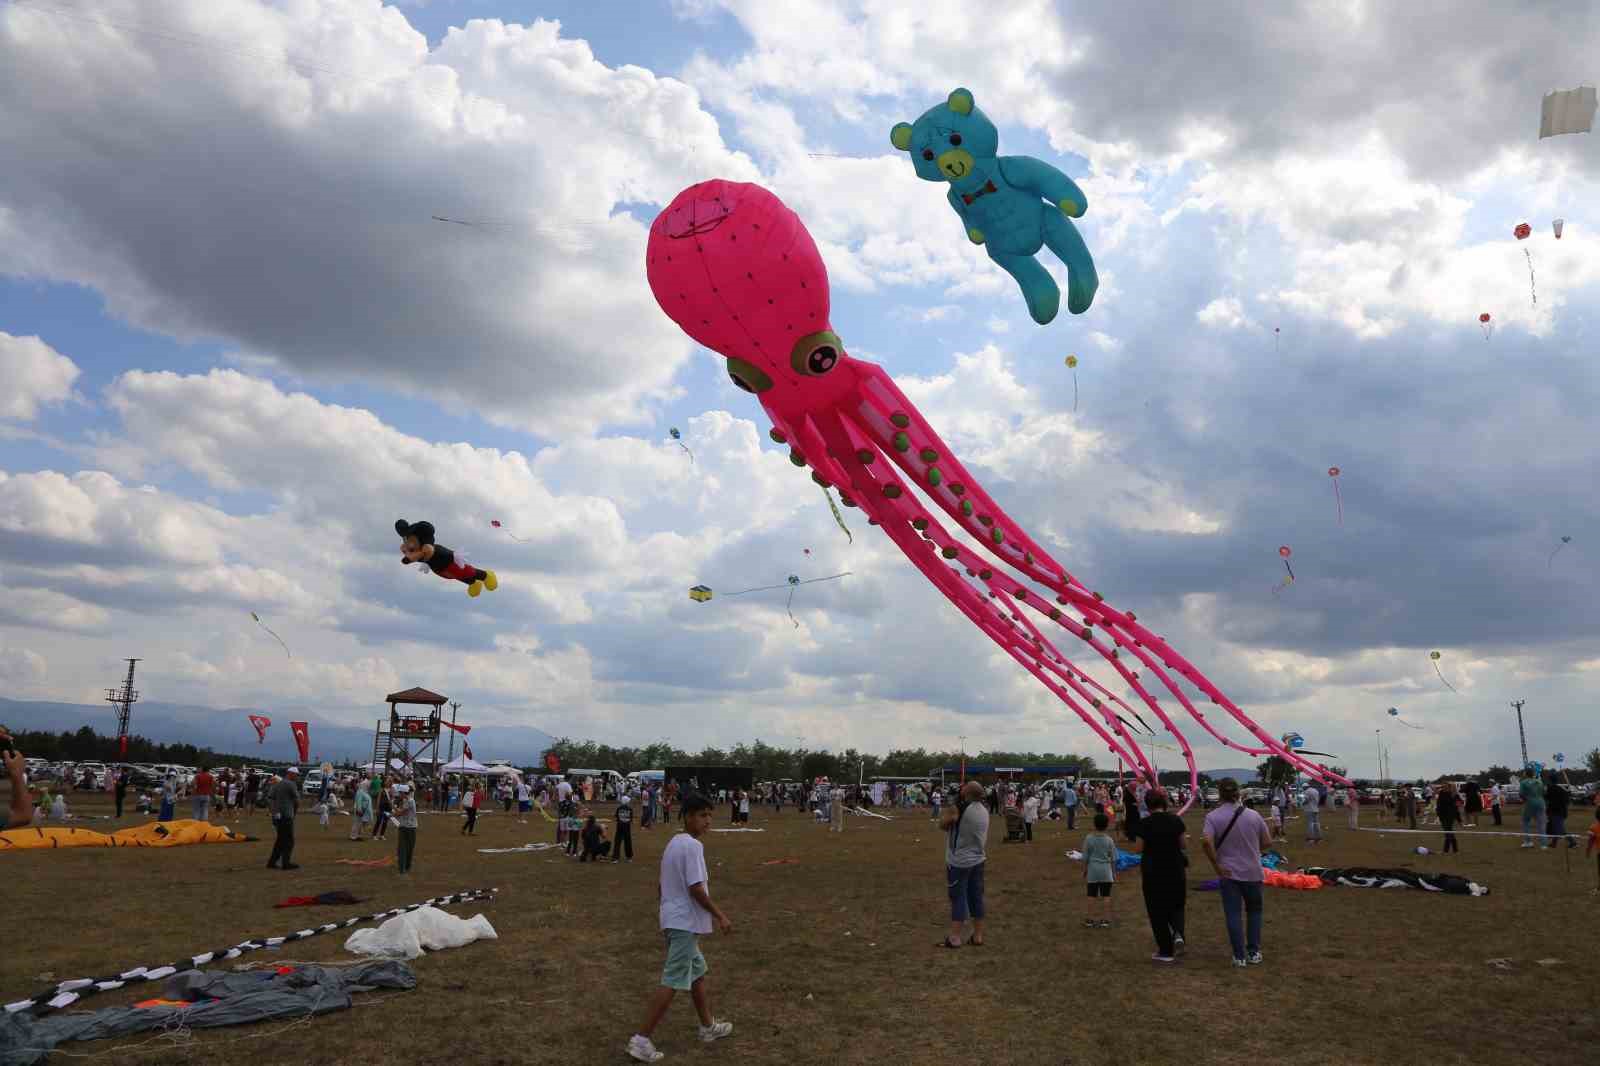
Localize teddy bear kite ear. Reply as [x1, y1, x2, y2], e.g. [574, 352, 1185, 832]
[947, 87, 975, 115]
[889, 122, 913, 151]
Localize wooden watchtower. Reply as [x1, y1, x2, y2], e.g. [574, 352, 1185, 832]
[372, 687, 448, 780]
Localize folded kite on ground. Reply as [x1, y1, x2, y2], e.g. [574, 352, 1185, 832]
[1262, 869, 1324, 890]
[0, 820, 255, 851]
[0, 962, 414, 1065]
[344, 905, 497, 960]
[1302, 866, 1489, 896]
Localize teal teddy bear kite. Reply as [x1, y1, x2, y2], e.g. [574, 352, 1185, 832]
[891, 87, 1098, 324]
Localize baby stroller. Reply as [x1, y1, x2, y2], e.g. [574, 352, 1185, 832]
[1003, 808, 1026, 843]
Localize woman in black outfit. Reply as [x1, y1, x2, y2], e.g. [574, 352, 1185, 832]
[1436, 782, 1461, 853]
[1122, 783, 1142, 842]
[1462, 780, 1482, 828]
[1129, 789, 1186, 961]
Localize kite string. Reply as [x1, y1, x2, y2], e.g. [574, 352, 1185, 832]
[1431, 661, 1458, 694]
[785, 584, 798, 628]
[1525, 248, 1537, 307]
[1332, 479, 1343, 526]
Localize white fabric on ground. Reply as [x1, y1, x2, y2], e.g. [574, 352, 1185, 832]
[343, 906, 497, 960]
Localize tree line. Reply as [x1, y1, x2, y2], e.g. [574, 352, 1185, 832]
[544, 738, 1100, 782]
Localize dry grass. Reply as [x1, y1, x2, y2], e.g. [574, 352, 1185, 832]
[5, 791, 1599, 1065]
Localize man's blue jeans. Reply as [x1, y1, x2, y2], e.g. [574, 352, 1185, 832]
[1218, 878, 1263, 960]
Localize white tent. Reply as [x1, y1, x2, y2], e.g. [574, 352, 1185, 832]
[439, 755, 489, 775]
[483, 764, 522, 780]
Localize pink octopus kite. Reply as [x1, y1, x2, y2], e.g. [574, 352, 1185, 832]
[646, 181, 1346, 807]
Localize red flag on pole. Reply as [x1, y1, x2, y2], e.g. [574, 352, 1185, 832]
[442, 721, 472, 736]
[249, 714, 272, 744]
[289, 721, 310, 763]
[119, 735, 128, 757]
[463, 740, 474, 760]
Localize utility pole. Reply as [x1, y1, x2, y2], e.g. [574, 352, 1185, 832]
[105, 659, 141, 758]
[957, 735, 967, 785]
[1375, 729, 1382, 783]
[1510, 700, 1528, 769]
[447, 701, 460, 763]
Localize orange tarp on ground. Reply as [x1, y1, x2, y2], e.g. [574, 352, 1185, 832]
[0, 819, 256, 851]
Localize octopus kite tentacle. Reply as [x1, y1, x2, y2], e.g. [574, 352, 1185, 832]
[813, 409, 1170, 789]
[849, 364, 1341, 785]
[645, 179, 1349, 800]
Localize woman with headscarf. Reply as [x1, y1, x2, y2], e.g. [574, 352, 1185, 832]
[1435, 781, 1461, 853]
[1121, 782, 1142, 843]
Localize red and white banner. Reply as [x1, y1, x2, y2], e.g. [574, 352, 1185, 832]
[442, 721, 472, 736]
[289, 721, 310, 763]
[463, 741, 474, 760]
[249, 714, 272, 744]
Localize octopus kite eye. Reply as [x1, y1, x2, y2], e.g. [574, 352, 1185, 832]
[725, 357, 774, 393]
[922, 148, 935, 161]
[949, 133, 962, 146]
[790, 331, 844, 376]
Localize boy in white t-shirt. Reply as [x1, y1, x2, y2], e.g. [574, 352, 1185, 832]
[627, 793, 734, 1063]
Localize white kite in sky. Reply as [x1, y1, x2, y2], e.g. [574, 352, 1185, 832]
[1539, 86, 1596, 138]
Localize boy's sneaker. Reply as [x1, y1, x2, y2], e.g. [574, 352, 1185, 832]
[627, 1034, 664, 1062]
[1151, 953, 1177, 963]
[1232, 957, 1248, 968]
[1173, 935, 1186, 955]
[698, 1019, 733, 1043]
[1247, 951, 1264, 965]
[1096, 919, 1112, 928]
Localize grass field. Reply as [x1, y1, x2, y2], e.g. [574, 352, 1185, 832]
[5, 791, 1599, 1065]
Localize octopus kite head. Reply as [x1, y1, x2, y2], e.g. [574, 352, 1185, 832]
[646, 180, 849, 400]
[890, 88, 999, 185]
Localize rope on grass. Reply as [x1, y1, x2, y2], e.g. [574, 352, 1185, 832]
[5, 887, 496, 1017]
[1351, 827, 1582, 840]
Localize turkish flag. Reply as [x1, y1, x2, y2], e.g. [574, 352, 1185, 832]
[289, 721, 310, 763]
[119, 734, 128, 756]
[249, 715, 272, 744]
[463, 741, 474, 760]
[442, 721, 472, 736]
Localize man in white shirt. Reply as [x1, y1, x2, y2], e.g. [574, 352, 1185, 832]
[1021, 792, 1040, 843]
[627, 794, 733, 1062]
[1301, 784, 1322, 844]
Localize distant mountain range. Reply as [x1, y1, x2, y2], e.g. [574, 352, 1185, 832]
[0, 697, 557, 767]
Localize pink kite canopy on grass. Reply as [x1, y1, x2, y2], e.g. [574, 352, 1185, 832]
[645, 180, 1348, 807]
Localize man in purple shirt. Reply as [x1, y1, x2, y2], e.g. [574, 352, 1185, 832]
[1201, 778, 1274, 967]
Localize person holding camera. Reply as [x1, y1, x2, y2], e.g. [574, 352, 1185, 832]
[939, 780, 990, 949]
[2, 730, 32, 829]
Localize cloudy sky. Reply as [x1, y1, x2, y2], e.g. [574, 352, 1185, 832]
[1, 0, 1596, 777]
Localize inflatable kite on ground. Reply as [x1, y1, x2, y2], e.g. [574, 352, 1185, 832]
[0, 819, 255, 851]
[250, 612, 291, 658]
[248, 714, 271, 744]
[1428, 650, 1458, 693]
[1065, 355, 1079, 412]
[1327, 467, 1343, 526]
[1548, 534, 1573, 568]
[668, 426, 693, 462]
[1303, 866, 1489, 895]
[5, 889, 493, 1017]
[396, 519, 498, 598]
[890, 88, 1098, 324]
[1540, 86, 1596, 138]
[645, 179, 1346, 812]
[489, 519, 525, 542]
